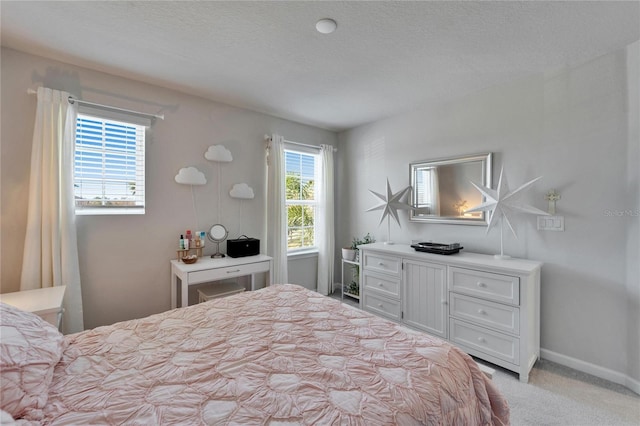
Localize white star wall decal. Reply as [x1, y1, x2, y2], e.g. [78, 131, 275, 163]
[466, 167, 548, 258]
[367, 179, 413, 226]
[367, 179, 413, 244]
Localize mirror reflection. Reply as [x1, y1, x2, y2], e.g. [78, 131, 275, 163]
[409, 153, 492, 225]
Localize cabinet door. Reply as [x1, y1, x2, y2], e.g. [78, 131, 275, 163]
[402, 259, 447, 339]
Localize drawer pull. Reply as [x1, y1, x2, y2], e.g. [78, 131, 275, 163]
[377, 303, 383, 308]
[477, 281, 487, 288]
[227, 269, 241, 273]
[378, 262, 385, 266]
[478, 309, 487, 315]
[477, 337, 487, 343]
[441, 300, 447, 305]
[378, 282, 384, 287]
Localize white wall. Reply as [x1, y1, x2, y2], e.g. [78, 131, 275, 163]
[0, 47, 337, 329]
[626, 40, 640, 383]
[288, 253, 318, 291]
[337, 44, 639, 386]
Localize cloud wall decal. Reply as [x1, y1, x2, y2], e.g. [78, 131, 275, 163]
[229, 183, 255, 199]
[175, 166, 207, 185]
[204, 145, 233, 162]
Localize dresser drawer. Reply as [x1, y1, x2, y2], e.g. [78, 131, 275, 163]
[449, 267, 519, 305]
[363, 253, 401, 277]
[363, 271, 401, 299]
[450, 319, 519, 365]
[363, 292, 402, 321]
[450, 293, 520, 335]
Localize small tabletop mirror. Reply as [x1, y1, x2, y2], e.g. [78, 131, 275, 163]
[208, 224, 228, 258]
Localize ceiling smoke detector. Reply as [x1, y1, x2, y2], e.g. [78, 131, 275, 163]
[316, 18, 337, 34]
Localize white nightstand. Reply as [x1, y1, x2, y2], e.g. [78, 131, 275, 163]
[0, 286, 66, 329]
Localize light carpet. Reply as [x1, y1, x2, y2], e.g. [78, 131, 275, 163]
[491, 359, 639, 425]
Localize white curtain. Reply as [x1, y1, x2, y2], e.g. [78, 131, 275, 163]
[21, 87, 84, 334]
[316, 145, 334, 295]
[265, 134, 288, 284]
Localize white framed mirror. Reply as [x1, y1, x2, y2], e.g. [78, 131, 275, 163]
[208, 224, 228, 258]
[409, 153, 492, 225]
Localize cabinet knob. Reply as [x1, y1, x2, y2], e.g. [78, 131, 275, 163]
[378, 262, 384, 266]
[378, 282, 384, 287]
[477, 337, 486, 343]
[477, 281, 487, 288]
[377, 303, 383, 308]
[441, 300, 447, 305]
[478, 309, 487, 315]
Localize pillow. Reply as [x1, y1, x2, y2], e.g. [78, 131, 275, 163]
[0, 302, 66, 420]
[0, 409, 16, 425]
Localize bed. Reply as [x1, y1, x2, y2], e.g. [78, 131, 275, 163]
[1, 284, 509, 425]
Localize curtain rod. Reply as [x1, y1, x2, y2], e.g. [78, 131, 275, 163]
[27, 89, 164, 121]
[264, 134, 337, 152]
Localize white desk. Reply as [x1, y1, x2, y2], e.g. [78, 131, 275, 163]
[0, 286, 66, 329]
[170, 255, 272, 309]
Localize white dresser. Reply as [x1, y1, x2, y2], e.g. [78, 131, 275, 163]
[359, 243, 541, 382]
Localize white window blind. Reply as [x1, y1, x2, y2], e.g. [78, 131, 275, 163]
[74, 113, 146, 215]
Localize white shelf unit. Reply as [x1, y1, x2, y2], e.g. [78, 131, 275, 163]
[341, 258, 361, 303]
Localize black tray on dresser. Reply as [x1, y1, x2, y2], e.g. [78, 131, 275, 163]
[410, 242, 463, 255]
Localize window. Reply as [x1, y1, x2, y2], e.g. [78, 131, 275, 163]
[74, 114, 145, 214]
[414, 167, 439, 214]
[285, 148, 318, 252]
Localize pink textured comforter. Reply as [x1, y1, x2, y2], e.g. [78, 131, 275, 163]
[39, 284, 509, 425]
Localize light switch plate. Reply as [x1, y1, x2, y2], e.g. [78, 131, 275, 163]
[537, 215, 564, 231]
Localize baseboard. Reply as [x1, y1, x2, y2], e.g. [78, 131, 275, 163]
[541, 348, 640, 394]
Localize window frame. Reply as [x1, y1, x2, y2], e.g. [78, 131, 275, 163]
[284, 146, 320, 254]
[73, 112, 146, 216]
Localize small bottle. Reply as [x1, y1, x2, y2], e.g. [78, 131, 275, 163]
[185, 230, 192, 248]
[200, 231, 206, 247]
[179, 234, 184, 250]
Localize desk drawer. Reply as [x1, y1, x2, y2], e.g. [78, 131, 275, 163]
[188, 261, 269, 284]
[363, 293, 401, 322]
[363, 271, 401, 299]
[450, 319, 519, 365]
[363, 253, 401, 277]
[450, 293, 519, 334]
[449, 267, 519, 305]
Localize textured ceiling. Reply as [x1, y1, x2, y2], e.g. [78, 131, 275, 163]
[2, 1, 639, 131]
